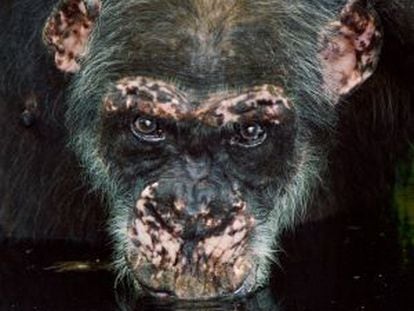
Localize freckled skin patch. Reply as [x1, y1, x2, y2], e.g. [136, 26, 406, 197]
[104, 77, 191, 119]
[104, 77, 292, 127]
[196, 85, 291, 127]
[43, 0, 101, 73]
[319, 0, 382, 95]
[127, 183, 255, 299]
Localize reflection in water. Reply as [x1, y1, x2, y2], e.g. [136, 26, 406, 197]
[115, 288, 279, 311]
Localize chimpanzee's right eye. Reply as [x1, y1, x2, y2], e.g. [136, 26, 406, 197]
[131, 116, 166, 142]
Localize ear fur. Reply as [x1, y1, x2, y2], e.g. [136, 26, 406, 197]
[319, 0, 383, 97]
[43, 0, 101, 73]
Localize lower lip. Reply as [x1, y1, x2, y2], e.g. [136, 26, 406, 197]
[137, 267, 256, 301]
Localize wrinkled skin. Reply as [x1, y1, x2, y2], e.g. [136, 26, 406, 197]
[0, 0, 413, 300]
[63, 0, 380, 298]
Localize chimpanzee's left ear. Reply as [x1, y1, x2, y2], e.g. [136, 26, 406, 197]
[319, 0, 383, 97]
[43, 0, 101, 73]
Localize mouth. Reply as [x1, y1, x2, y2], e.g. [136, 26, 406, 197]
[126, 183, 256, 299]
[135, 264, 257, 300]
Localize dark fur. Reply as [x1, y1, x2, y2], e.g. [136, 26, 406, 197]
[0, 0, 413, 296]
[0, 0, 106, 243]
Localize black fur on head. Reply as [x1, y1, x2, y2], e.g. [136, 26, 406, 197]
[1, 0, 409, 301]
[0, 0, 412, 297]
[64, 0, 343, 299]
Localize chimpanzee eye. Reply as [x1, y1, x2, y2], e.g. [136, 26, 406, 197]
[230, 122, 267, 148]
[131, 116, 165, 142]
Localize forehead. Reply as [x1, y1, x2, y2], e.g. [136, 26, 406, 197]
[93, 0, 289, 90]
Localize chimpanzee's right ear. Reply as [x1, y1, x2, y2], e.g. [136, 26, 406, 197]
[43, 0, 101, 73]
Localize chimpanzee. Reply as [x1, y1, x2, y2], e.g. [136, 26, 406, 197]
[0, 0, 413, 300]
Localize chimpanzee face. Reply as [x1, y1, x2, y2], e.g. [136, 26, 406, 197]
[44, 0, 382, 299]
[99, 77, 296, 297]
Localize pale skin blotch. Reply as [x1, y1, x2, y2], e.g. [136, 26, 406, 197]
[104, 76, 292, 127]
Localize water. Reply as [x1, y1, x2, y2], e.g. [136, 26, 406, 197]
[1, 203, 413, 311]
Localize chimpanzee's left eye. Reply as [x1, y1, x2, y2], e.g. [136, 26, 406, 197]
[131, 116, 166, 142]
[230, 122, 267, 148]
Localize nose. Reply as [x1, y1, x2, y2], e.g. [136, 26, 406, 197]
[184, 154, 211, 181]
[182, 153, 220, 216]
[187, 179, 217, 216]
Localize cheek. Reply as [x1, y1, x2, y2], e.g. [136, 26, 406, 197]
[98, 124, 172, 187]
[227, 131, 297, 185]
